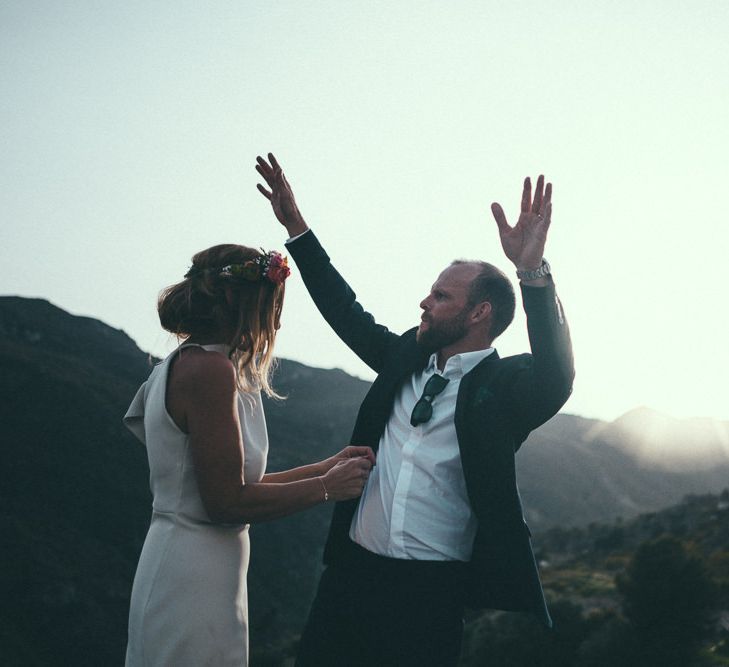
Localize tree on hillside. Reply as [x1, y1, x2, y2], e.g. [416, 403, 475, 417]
[461, 600, 592, 667]
[616, 535, 716, 667]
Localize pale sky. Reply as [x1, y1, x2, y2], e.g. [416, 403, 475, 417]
[2, 1, 728, 423]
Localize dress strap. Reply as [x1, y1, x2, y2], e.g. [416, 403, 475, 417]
[170, 342, 231, 362]
[177, 343, 205, 351]
[165, 343, 206, 367]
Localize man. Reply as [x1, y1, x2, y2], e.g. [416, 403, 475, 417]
[256, 153, 574, 667]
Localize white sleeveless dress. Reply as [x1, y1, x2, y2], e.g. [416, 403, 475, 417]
[123, 344, 268, 667]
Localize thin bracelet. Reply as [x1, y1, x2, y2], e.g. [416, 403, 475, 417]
[318, 477, 329, 502]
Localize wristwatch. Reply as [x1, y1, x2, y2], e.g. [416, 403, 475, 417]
[516, 258, 551, 281]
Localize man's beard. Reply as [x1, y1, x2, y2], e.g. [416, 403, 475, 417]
[416, 308, 469, 353]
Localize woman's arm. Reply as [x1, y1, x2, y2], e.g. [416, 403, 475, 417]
[169, 349, 373, 524]
[262, 446, 376, 484]
[262, 463, 325, 484]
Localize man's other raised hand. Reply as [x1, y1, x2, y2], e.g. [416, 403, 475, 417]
[491, 175, 552, 278]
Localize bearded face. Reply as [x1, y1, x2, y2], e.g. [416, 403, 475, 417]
[415, 262, 486, 354]
[416, 304, 470, 353]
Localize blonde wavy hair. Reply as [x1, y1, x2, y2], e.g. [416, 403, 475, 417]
[157, 244, 285, 397]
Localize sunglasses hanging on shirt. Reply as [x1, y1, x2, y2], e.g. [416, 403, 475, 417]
[410, 374, 450, 427]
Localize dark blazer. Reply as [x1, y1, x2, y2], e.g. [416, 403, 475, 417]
[287, 230, 575, 627]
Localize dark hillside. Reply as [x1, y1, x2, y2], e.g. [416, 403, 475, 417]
[2, 296, 729, 665]
[0, 296, 369, 665]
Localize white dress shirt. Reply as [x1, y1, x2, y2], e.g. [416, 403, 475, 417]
[350, 347, 494, 561]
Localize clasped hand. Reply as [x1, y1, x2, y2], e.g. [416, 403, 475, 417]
[321, 445, 375, 502]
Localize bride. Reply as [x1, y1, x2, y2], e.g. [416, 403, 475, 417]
[123, 242, 374, 666]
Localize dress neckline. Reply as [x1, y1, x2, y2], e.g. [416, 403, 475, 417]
[178, 342, 231, 355]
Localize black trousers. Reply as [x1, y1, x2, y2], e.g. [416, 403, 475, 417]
[296, 541, 467, 667]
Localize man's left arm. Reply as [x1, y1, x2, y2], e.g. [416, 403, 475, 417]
[515, 278, 574, 428]
[491, 176, 575, 430]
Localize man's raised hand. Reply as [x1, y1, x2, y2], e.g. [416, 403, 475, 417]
[256, 153, 309, 237]
[491, 175, 552, 273]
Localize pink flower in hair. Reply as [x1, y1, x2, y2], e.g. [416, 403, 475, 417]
[264, 252, 290, 285]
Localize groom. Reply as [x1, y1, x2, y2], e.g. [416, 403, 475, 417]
[257, 154, 574, 667]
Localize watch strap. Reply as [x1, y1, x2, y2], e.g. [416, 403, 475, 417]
[516, 258, 551, 281]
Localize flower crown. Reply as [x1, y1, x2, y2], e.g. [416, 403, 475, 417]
[184, 250, 290, 286]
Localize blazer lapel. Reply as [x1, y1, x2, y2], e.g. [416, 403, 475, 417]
[350, 332, 429, 450]
[455, 350, 501, 424]
[454, 349, 502, 468]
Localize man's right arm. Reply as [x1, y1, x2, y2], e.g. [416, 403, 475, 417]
[256, 153, 399, 373]
[286, 230, 399, 373]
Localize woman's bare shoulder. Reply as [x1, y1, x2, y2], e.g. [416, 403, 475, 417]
[170, 347, 237, 393]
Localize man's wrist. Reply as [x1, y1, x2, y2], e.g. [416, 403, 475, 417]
[284, 218, 309, 238]
[516, 258, 550, 282]
[285, 225, 311, 244]
[516, 258, 551, 287]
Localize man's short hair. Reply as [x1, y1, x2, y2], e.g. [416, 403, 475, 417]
[451, 260, 516, 340]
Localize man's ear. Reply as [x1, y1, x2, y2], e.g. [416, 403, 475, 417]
[470, 301, 492, 324]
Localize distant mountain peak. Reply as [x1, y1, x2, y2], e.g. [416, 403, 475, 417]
[595, 405, 729, 472]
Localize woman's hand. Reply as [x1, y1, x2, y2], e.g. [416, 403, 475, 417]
[321, 445, 376, 473]
[321, 456, 373, 501]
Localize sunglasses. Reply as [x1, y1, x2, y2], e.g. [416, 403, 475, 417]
[410, 374, 450, 427]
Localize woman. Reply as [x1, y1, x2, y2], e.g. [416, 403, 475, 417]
[123, 243, 374, 666]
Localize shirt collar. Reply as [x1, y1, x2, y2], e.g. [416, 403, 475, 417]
[426, 347, 495, 379]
